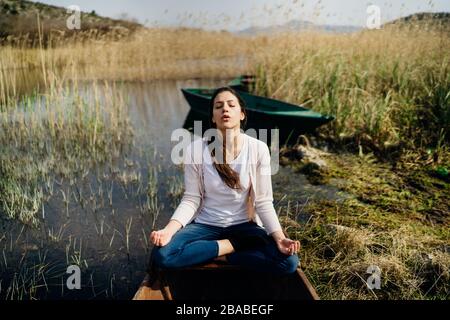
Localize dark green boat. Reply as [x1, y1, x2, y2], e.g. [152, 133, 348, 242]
[181, 86, 334, 133]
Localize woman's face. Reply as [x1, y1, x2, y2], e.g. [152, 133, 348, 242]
[212, 91, 245, 132]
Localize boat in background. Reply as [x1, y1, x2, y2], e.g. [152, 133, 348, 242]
[181, 87, 334, 134]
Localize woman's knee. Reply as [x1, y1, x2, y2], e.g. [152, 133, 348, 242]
[152, 245, 179, 268]
[277, 254, 299, 275]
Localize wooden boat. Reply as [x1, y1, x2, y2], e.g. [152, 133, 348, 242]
[181, 87, 334, 133]
[133, 257, 319, 300]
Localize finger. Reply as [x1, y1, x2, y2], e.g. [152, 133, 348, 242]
[157, 234, 162, 246]
[278, 244, 287, 254]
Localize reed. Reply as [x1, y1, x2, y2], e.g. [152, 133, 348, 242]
[0, 79, 133, 226]
[252, 27, 449, 154]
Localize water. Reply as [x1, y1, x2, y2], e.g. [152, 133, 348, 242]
[0, 78, 346, 300]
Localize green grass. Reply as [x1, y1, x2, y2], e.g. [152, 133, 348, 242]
[277, 150, 449, 299]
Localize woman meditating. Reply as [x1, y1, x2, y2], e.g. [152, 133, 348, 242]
[149, 86, 300, 275]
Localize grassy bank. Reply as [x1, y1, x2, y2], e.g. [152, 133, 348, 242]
[277, 149, 449, 299]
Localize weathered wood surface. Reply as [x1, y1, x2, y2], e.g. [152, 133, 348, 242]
[133, 258, 319, 301]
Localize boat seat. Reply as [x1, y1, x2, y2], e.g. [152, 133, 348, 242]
[133, 256, 318, 300]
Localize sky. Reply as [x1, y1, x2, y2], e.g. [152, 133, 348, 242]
[31, 0, 450, 31]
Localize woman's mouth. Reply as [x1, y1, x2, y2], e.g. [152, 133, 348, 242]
[222, 115, 231, 121]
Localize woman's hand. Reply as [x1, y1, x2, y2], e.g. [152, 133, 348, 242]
[275, 238, 300, 256]
[271, 230, 300, 255]
[150, 228, 174, 247]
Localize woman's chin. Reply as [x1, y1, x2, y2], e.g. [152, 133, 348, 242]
[217, 123, 238, 130]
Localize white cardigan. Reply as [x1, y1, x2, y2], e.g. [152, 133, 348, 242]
[170, 133, 283, 235]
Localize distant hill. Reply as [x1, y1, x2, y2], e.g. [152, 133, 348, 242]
[383, 12, 450, 31]
[0, 0, 142, 44]
[237, 12, 450, 36]
[236, 19, 362, 36]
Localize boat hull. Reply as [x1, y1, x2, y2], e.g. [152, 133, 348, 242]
[133, 259, 319, 301]
[181, 88, 333, 134]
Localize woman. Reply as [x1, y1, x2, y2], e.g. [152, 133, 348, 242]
[150, 87, 300, 275]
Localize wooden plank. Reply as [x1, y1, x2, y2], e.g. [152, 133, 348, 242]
[133, 266, 320, 300]
[297, 269, 320, 300]
[132, 274, 164, 300]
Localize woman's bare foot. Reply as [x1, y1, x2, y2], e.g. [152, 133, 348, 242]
[217, 239, 234, 256]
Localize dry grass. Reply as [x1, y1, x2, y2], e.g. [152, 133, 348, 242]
[278, 150, 449, 300]
[0, 27, 255, 103]
[252, 27, 449, 154]
[2, 22, 447, 155]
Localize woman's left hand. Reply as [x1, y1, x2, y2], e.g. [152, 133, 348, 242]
[276, 238, 300, 256]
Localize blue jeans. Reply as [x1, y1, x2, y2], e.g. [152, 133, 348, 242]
[152, 221, 299, 275]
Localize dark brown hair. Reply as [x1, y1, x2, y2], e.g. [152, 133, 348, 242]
[208, 87, 247, 190]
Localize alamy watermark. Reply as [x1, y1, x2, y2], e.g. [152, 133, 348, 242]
[67, 5, 81, 30]
[366, 265, 381, 290]
[66, 265, 81, 290]
[366, 5, 381, 30]
[170, 122, 280, 175]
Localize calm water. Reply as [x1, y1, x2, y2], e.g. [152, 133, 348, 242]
[0, 79, 345, 299]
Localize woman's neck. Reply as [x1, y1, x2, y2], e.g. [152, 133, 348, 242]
[217, 128, 244, 162]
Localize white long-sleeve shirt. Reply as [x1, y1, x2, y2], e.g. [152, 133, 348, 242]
[170, 133, 283, 235]
[194, 133, 251, 227]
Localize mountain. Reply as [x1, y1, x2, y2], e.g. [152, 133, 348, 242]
[237, 12, 450, 36]
[236, 19, 362, 36]
[0, 0, 142, 44]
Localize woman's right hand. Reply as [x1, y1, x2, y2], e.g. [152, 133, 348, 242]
[150, 228, 174, 247]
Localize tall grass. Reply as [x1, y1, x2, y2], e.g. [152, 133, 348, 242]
[0, 27, 254, 101]
[251, 27, 450, 155]
[0, 78, 132, 225]
[2, 23, 447, 157]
